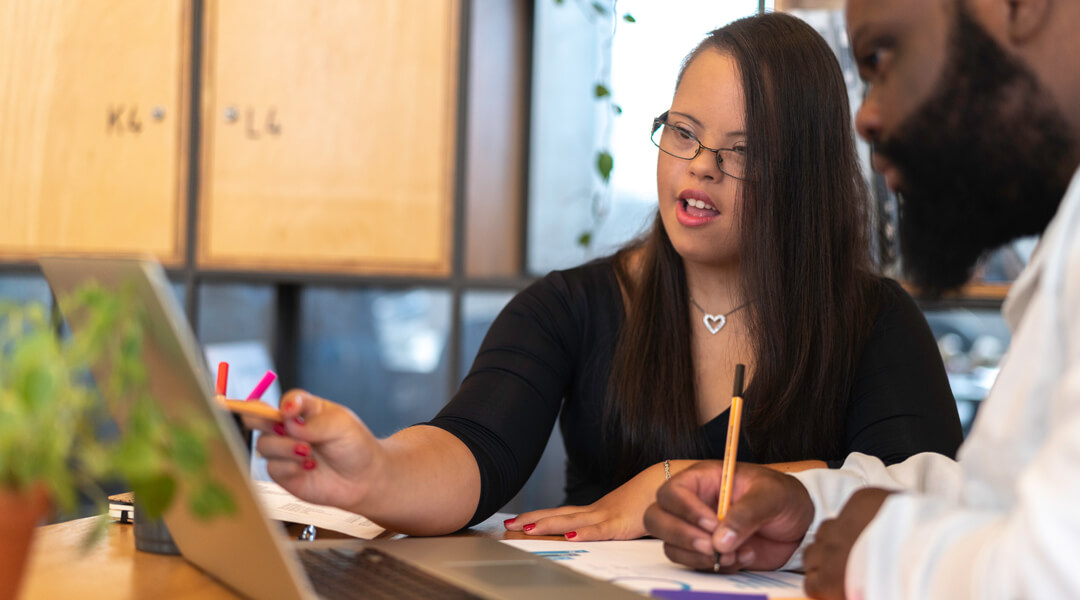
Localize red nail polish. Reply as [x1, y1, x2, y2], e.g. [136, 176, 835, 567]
[282, 400, 293, 412]
[302, 459, 316, 470]
[294, 443, 309, 458]
[273, 423, 286, 435]
[293, 416, 305, 425]
[565, 531, 577, 540]
[522, 523, 536, 533]
[503, 518, 516, 527]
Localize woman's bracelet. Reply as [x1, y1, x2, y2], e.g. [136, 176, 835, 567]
[664, 459, 671, 480]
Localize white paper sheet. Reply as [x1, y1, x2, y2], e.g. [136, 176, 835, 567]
[253, 480, 385, 540]
[501, 538, 805, 597]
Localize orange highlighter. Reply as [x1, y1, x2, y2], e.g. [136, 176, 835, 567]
[214, 364, 282, 422]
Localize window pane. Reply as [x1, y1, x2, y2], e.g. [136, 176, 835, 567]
[299, 287, 451, 438]
[169, 279, 186, 311]
[922, 308, 1010, 434]
[197, 283, 275, 348]
[528, 0, 761, 274]
[0, 274, 52, 305]
[196, 283, 277, 479]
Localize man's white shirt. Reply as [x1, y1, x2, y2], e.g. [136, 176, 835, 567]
[787, 167, 1080, 599]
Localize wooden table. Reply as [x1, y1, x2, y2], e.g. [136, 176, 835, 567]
[18, 515, 535, 599]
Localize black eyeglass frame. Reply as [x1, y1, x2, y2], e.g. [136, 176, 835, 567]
[650, 112, 748, 181]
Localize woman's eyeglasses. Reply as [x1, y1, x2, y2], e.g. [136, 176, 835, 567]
[651, 113, 747, 181]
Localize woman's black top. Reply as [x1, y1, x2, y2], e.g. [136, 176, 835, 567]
[426, 258, 962, 527]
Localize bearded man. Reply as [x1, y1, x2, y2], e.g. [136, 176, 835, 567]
[643, 1, 1080, 598]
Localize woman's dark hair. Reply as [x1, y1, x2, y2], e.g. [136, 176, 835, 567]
[605, 12, 881, 481]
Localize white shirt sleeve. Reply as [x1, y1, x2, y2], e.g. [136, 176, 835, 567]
[779, 451, 964, 572]
[844, 372, 1080, 600]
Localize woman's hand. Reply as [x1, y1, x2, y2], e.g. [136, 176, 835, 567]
[505, 461, 672, 540]
[243, 389, 385, 511]
[243, 389, 481, 535]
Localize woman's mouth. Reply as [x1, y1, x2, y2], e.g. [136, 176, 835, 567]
[676, 192, 720, 227]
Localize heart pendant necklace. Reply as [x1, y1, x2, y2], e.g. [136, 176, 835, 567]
[689, 297, 752, 335]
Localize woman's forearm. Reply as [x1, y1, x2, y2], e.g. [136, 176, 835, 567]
[352, 425, 482, 535]
[765, 460, 828, 473]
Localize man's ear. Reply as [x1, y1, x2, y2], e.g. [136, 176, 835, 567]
[1005, 0, 1051, 43]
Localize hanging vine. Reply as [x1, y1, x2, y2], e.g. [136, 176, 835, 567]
[553, 0, 636, 247]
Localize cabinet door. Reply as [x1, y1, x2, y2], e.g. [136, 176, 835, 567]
[0, 1, 191, 263]
[199, 0, 459, 275]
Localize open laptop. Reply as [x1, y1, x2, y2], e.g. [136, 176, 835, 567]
[41, 256, 640, 600]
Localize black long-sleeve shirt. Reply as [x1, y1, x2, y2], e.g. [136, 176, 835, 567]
[427, 258, 962, 526]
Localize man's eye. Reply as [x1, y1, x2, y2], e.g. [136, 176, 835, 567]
[859, 45, 892, 77]
[863, 49, 881, 69]
[673, 126, 695, 140]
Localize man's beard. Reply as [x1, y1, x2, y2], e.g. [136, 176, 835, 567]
[875, 5, 1077, 296]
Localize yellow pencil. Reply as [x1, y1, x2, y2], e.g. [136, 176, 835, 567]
[717, 364, 745, 520]
[217, 395, 283, 422]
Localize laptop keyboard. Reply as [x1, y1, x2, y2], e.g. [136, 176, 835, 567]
[298, 546, 485, 599]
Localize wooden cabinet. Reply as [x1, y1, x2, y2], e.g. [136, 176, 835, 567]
[0, 0, 463, 276]
[198, 0, 460, 275]
[0, 1, 191, 263]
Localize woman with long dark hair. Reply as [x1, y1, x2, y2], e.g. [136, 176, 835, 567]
[243, 13, 961, 539]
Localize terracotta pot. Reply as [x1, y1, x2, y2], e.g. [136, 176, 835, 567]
[0, 485, 50, 600]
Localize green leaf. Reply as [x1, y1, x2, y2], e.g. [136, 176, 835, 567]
[132, 473, 176, 521]
[1, 280, 238, 546]
[46, 472, 79, 513]
[596, 150, 614, 182]
[577, 231, 593, 247]
[170, 426, 208, 474]
[591, 1, 606, 15]
[554, 0, 564, 4]
[623, 13, 636, 23]
[594, 83, 610, 99]
[189, 480, 237, 520]
[18, 362, 58, 408]
[79, 515, 110, 553]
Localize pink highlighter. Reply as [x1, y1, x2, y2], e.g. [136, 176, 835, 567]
[217, 369, 282, 422]
[246, 370, 277, 400]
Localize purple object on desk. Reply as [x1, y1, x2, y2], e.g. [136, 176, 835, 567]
[650, 591, 768, 600]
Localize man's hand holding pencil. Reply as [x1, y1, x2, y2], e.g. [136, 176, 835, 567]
[645, 461, 814, 572]
[644, 364, 815, 573]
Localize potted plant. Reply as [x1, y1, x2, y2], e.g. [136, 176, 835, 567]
[0, 282, 234, 600]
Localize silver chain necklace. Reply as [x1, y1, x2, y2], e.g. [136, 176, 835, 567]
[689, 297, 752, 335]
